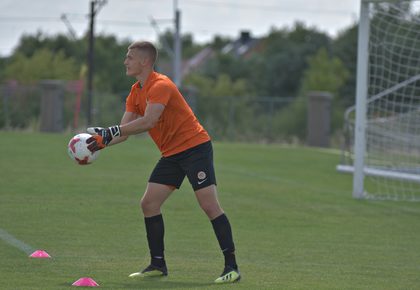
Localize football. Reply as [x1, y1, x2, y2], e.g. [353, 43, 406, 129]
[67, 133, 100, 165]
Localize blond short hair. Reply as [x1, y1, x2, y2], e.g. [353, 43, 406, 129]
[128, 41, 158, 65]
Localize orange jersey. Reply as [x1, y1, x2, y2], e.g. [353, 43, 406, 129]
[125, 71, 210, 157]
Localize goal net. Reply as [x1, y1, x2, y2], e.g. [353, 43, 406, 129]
[338, 0, 420, 201]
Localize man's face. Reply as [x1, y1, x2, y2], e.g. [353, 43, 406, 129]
[124, 49, 146, 77]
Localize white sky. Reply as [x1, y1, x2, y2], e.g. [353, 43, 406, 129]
[0, 0, 360, 57]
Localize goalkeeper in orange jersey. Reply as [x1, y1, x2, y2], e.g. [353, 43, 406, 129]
[86, 41, 240, 284]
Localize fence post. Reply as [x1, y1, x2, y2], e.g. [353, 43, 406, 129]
[307, 91, 332, 147]
[39, 80, 64, 133]
[1, 83, 11, 130]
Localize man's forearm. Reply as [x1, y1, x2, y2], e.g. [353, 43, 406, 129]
[120, 116, 154, 136]
[108, 135, 129, 146]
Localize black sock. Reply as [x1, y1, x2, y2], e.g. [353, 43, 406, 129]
[144, 214, 165, 267]
[211, 213, 237, 269]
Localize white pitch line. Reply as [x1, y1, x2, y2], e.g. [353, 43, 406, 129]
[0, 228, 34, 255]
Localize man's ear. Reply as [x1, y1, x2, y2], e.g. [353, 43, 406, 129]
[141, 56, 150, 66]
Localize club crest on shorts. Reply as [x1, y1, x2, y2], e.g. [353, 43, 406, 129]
[197, 171, 207, 180]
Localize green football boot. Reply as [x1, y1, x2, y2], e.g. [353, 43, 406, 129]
[214, 266, 241, 284]
[129, 264, 168, 278]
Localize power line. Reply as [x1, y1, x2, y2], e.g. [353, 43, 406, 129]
[100, 19, 149, 26]
[127, 0, 353, 15]
[0, 15, 150, 26]
[0, 16, 60, 22]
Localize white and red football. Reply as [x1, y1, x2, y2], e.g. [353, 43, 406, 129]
[67, 133, 100, 165]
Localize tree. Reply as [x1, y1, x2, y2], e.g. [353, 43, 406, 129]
[301, 48, 349, 94]
[157, 30, 205, 60]
[198, 22, 332, 99]
[332, 24, 358, 107]
[0, 57, 6, 81]
[91, 34, 132, 94]
[4, 49, 79, 82]
[184, 73, 254, 140]
[1, 49, 81, 128]
[273, 47, 350, 139]
[14, 32, 86, 62]
[255, 22, 332, 98]
[211, 35, 231, 50]
[11, 32, 134, 94]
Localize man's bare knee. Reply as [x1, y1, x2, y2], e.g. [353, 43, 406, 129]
[200, 202, 223, 219]
[140, 197, 160, 215]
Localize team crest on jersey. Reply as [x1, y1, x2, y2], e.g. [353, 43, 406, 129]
[197, 171, 206, 180]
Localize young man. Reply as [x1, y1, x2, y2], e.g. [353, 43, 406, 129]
[86, 41, 240, 284]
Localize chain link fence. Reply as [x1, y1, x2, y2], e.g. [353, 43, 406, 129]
[1, 81, 317, 143]
[0, 80, 125, 132]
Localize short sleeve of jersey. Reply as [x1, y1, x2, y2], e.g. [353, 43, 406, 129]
[148, 81, 172, 106]
[125, 87, 137, 113]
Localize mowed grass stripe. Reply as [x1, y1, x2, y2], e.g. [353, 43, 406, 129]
[0, 228, 34, 255]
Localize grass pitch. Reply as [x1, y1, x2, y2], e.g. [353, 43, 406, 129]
[0, 131, 419, 289]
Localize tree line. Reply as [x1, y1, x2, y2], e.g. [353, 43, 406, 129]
[0, 21, 358, 142]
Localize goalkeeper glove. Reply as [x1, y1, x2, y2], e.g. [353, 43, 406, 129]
[86, 125, 121, 152]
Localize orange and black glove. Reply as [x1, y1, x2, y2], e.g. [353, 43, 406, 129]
[86, 125, 121, 152]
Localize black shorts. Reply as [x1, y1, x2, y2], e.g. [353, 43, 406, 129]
[149, 141, 217, 191]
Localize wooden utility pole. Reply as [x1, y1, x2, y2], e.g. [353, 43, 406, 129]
[86, 0, 106, 126]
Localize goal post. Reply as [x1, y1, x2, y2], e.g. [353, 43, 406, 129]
[338, 0, 420, 201]
[353, 0, 371, 199]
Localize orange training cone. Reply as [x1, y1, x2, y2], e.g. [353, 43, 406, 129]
[29, 250, 51, 258]
[72, 277, 100, 287]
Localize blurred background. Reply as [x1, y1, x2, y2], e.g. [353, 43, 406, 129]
[0, 0, 359, 146]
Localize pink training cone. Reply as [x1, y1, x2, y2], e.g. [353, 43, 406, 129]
[29, 250, 51, 258]
[72, 277, 100, 287]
